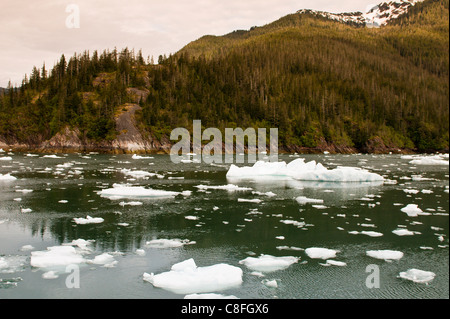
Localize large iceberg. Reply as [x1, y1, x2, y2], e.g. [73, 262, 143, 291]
[99, 183, 180, 199]
[226, 158, 384, 182]
[143, 258, 243, 294]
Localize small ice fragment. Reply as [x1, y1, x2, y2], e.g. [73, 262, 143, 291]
[73, 215, 104, 225]
[305, 247, 338, 260]
[239, 254, 299, 272]
[366, 250, 404, 261]
[398, 269, 436, 284]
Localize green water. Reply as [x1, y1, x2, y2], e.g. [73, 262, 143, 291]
[0, 153, 448, 299]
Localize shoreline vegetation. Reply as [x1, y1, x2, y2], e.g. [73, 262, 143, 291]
[1, 0, 448, 155]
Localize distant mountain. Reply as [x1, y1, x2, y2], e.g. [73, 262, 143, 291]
[297, 0, 425, 28]
[0, 0, 448, 154]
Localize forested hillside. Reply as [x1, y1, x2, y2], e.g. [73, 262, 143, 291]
[0, 0, 448, 153]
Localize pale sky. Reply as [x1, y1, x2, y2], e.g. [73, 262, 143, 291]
[0, 0, 378, 87]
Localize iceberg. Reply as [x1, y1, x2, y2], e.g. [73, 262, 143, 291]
[392, 229, 420, 236]
[30, 246, 86, 268]
[99, 183, 180, 199]
[295, 196, 324, 205]
[226, 158, 384, 182]
[73, 215, 104, 225]
[239, 254, 299, 272]
[305, 247, 339, 260]
[0, 173, 17, 180]
[121, 169, 157, 179]
[401, 204, 426, 217]
[194, 184, 252, 191]
[398, 268, 436, 284]
[409, 155, 448, 166]
[143, 258, 243, 294]
[0, 156, 13, 161]
[366, 250, 404, 261]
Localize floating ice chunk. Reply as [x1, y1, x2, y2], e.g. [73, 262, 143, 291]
[325, 260, 347, 267]
[280, 220, 305, 228]
[119, 201, 143, 206]
[132, 154, 154, 159]
[295, 196, 324, 205]
[21, 208, 32, 213]
[403, 189, 419, 194]
[73, 215, 104, 225]
[262, 279, 278, 288]
[135, 249, 146, 256]
[185, 216, 199, 220]
[184, 293, 238, 299]
[42, 155, 63, 158]
[401, 204, 424, 217]
[143, 258, 243, 294]
[0, 156, 13, 161]
[99, 184, 180, 199]
[145, 239, 195, 248]
[0, 255, 27, 274]
[409, 155, 448, 166]
[121, 169, 156, 179]
[226, 158, 384, 182]
[15, 189, 33, 193]
[238, 198, 262, 204]
[305, 247, 338, 260]
[30, 246, 85, 268]
[392, 229, 420, 236]
[252, 191, 276, 197]
[360, 231, 383, 237]
[58, 200, 68, 203]
[366, 250, 404, 261]
[311, 205, 327, 209]
[88, 253, 116, 267]
[195, 184, 252, 191]
[42, 271, 59, 279]
[275, 236, 285, 240]
[276, 246, 303, 251]
[62, 239, 94, 252]
[20, 245, 34, 251]
[239, 254, 299, 272]
[0, 173, 17, 180]
[398, 269, 436, 284]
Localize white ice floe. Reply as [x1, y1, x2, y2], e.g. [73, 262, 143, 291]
[366, 250, 404, 261]
[262, 279, 278, 288]
[401, 204, 427, 217]
[360, 231, 384, 237]
[184, 293, 238, 299]
[239, 254, 299, 272]
[0, 255, 27, 273]
[30, 246, 86, 268]
[73, 215, 104, 225]
[185, 215, 199, 220]
[398, 268, 436, 284]
[121, 169, 157, 179]
[20, 245, 34, 251]
[119, 201, 143, 206]
[58, 200, 68, 203]
[132, 154, 154, 159]
[42, 154, 63, 158]
[0, 156, 13, 161]
[305, 247, 338, 260]
[238, 198, 262, 204]
[42, 271, 59, 279]
[226, 158, 384, 182]
[99, 183, 180, 199]
[195, 184, 252, 191]
[392, 229, 421, 236]
[87, 253, 117, 267]
[409, 155, 448, 166]
[324, 260, 347, 267]
[21, 208, 32, 213]
[145, 238, 195, 248]
[143, 258, 243, 294]
[0, 173, 17, 180]
[295, 196, 324, 205]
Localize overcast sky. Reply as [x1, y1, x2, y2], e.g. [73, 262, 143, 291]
[0, 0, 378, 87]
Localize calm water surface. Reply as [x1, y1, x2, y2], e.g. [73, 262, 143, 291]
[0, 153, 448, 299]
